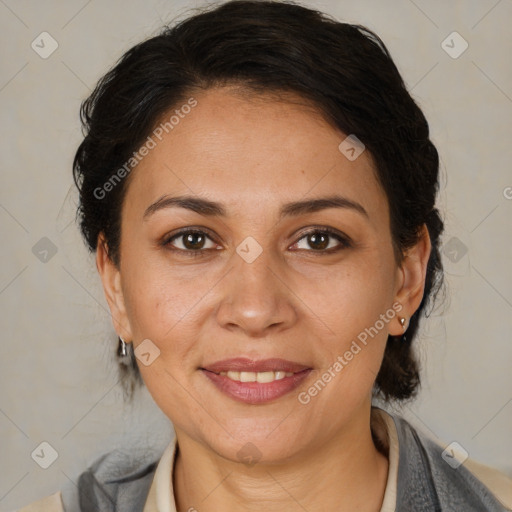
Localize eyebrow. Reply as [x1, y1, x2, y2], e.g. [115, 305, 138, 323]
[143, 194, 369, 220]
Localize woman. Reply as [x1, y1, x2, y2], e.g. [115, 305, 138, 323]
[18, 1, 512, 511]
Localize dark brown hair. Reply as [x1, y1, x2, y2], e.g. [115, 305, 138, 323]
[73, 0, 444, 402]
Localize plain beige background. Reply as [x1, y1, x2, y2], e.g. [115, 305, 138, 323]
[1, 0, 511, 510]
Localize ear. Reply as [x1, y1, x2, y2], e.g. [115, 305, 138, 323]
[96, 234, 133, 342]
[389, 224, 431, 336]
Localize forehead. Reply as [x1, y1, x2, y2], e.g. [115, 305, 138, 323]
[123, 87, 387, 224]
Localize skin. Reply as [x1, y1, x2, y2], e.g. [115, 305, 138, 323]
[97, 86, 431, 511]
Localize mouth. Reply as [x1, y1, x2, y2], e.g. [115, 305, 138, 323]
[210, 369, 296, 383]
[201, 357, 311, 374]
[200, 358, 312, 404]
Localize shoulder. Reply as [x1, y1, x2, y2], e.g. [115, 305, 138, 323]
[16, 491, 64, 512]
[17, 447, 160, 512]
[70, 446, 159, 512]
[389, 411, 512, 511]
[464, 457, 512, 509]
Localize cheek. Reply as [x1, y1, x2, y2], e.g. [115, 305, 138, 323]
[121, 258, 184, 338]
[298, 252, 397, 386]
[120, 256, 217, 365]
[296, 251, 396, 328]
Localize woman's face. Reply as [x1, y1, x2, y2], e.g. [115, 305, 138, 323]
[99, 87, 429, 463]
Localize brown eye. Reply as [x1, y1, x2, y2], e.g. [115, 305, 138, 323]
[181, 232, 207, 250]
[163, 229, 217, 256]
[291, 228, 352, 253]
[306, 232, 330, 250]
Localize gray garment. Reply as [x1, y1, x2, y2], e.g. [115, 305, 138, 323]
[393, 417, 508, 511]
[62, 412, 509, 511]
[61, 451, 157, 512]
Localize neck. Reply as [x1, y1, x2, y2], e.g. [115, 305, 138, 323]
[172, 407, 389, 512]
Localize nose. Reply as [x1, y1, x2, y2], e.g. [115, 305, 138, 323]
[215, 243, 298, 337]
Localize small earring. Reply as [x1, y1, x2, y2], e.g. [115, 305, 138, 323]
[399, 317, 407, 331]
[118, 336, 128, 357]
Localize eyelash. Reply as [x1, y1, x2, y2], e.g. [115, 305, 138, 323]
[161, 227, 352, 258]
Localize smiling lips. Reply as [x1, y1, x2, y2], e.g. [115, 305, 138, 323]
[202, 357, 311, 373]
[201, 357, 312, 404]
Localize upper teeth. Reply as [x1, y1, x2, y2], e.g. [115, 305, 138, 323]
[219, 371, 294, 383]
